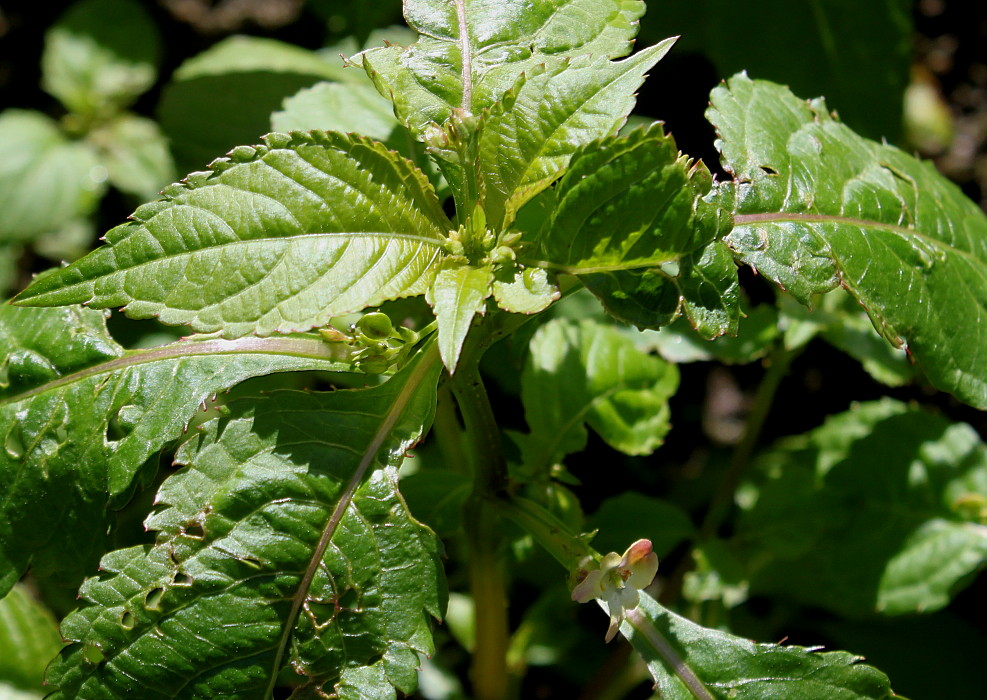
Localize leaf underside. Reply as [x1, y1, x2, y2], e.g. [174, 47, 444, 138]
[46, 349, 444, 699]
[708, 73, 987, 408]
[14, 131, 451, 339]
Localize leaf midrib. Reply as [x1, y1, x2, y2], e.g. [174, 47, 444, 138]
[266, 343, 439, 694]
[0, 337, 351, 407]
[17, 232, 448, 303]
[732, 212, 986, 267]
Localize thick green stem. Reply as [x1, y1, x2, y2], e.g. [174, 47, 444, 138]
[497, 496, 594, 571]
[451, 330, 511, 700]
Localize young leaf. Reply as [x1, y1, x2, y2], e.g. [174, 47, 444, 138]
[617, 592, 899, 699]
[0, 110, 104, 242]
[479, 41, 677, 229]
[526, 123, 738, 335]
[0, 301, 354, 597]
[46, 347, 444, 699]
[41, 0, 160, 117]
[426, 258, 494, 371]
[521, 319, 678, 475]
[359, 0, 648, 137]
[14, 131, 451, 339]
[738, 399, 987, 617]
[708, 73, 987, 408]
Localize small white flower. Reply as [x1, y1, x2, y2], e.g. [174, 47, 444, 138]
[571, 539, 659, 642]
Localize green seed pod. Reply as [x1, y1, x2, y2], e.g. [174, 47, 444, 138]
[356, 312, 394, 341]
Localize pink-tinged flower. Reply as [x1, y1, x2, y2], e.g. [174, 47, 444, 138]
[571, 539, 659, 642]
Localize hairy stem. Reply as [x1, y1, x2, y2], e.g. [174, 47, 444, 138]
[451, 330, 511, 700]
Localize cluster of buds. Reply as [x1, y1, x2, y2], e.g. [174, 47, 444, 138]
[340, 312, 419, 374]
[445, 224, 521, 267]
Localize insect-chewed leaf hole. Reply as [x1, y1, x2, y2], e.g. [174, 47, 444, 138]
[144, 587, 165, 610]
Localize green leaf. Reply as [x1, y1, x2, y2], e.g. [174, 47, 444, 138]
[86, 114, 176, 200]
[491, 266, 559, 315]
[360, 0, 648, 138]
[0, 300, 355, 597]
[525, 123, 738, 335]
[532, 124, 705, 273]
[426, 258, 493, 371]
[0, 584, 63, 696]
[478, 42, 676, 229]
[640, 306, 780, 365]
[0, 110, 104, 243]
[41, 0, 160, 117]
[617, 593, 898, 699]
[708, 74, 987, 407]
[14, 131, 451, 339]
[271, 80, 441, 193]
[45, 348, 444, 699]
[158, 37, 349, 172]
[738, 399, 987, 616]
[521, 319, 678, 475]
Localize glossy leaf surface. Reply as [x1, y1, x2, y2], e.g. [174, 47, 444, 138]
[618, 593, 898, 699]
[15, 131, 451, 339]
[0, 301, 354, 597]
[46, 349, 444, 699]
[709, 74, 987, 408]
[479, 42, 676, 229]
[527, 123, 738, 335]
[738, 400, 987, 617]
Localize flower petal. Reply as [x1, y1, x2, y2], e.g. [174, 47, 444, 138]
[625, 551, 659, 589]
[571, 569, 604, 603]
[602, 588, 625, 643]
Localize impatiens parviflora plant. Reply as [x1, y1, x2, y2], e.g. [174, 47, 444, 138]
[3, 0, 987, 697]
